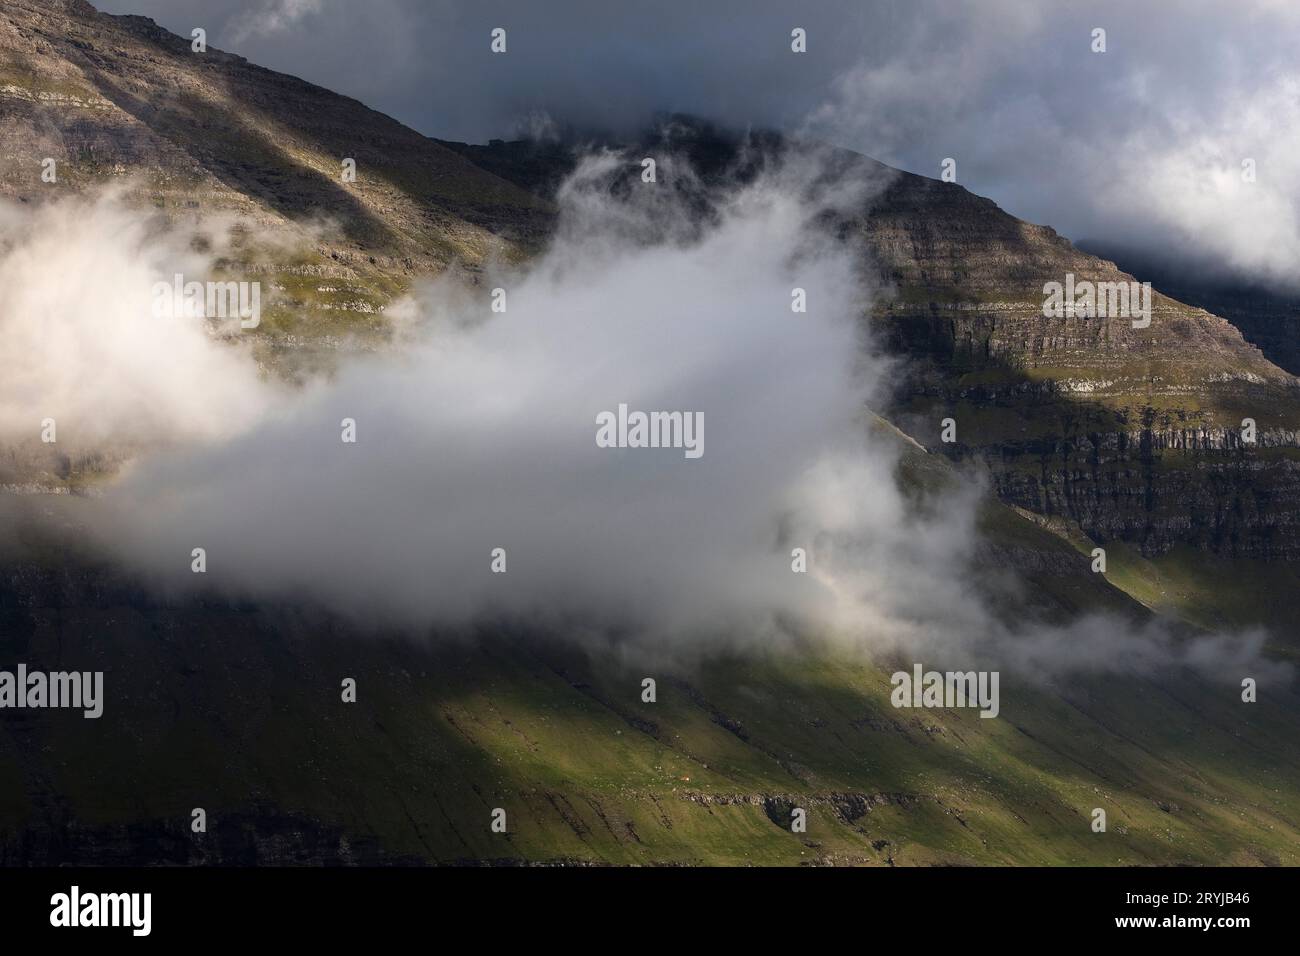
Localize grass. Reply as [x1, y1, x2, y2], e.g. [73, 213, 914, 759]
[26, 625, 1294, 865]
[4, 456, 1298, 865]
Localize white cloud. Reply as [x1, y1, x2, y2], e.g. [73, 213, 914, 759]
[12, 157, 1264, 683]
[0, 189, 276, 452]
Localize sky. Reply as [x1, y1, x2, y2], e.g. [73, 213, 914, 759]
[93, 0, 1300, 289]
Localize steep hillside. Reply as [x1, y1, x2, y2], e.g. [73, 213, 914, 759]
[854, 170, 1300, 561]
[0, 0, 550, 342]
[1077, 240, 1300, 378]
[3, 432, 1296, 866]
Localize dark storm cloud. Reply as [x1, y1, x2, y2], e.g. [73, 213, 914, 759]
[93, 0, 1300, 286]
[95, 0, 888, 141]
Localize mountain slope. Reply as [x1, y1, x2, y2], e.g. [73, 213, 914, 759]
[1076, 240, 1300, 378]
[859, 173, 1300, 562]
[3, 433, 1296, 866]
[0, 0, 550, 338]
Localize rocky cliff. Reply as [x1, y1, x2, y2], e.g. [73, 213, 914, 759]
[852, 171, 1300, 558]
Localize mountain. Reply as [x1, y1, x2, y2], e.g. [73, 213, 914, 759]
[0, 0, 551, 343]
[1077, 239, 1300, 379]
[1, 0, 1298, 865]
[7, 0, 1299, 568]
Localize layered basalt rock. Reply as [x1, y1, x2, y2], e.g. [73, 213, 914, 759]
[853, 171, 1300, 558]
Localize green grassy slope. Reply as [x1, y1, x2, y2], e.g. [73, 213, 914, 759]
[2, 443, 1295, 866]
[3, 604, 1296, 865]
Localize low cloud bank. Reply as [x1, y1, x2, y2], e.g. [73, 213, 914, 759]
[1, 156, 1283, 684]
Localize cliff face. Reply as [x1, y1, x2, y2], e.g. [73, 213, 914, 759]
[852, 171, 1300, 558]
[1078, 241, 1300, 378]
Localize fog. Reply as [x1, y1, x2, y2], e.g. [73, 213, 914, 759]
[89, 152, 890, 647]
[0, 189, 275, 450]
[0, 149, 1278, 682]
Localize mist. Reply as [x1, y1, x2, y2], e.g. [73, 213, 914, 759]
[0, 150, 1282, 684]
[88, 152, 888, 647]
[0, 189, 277, 458]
